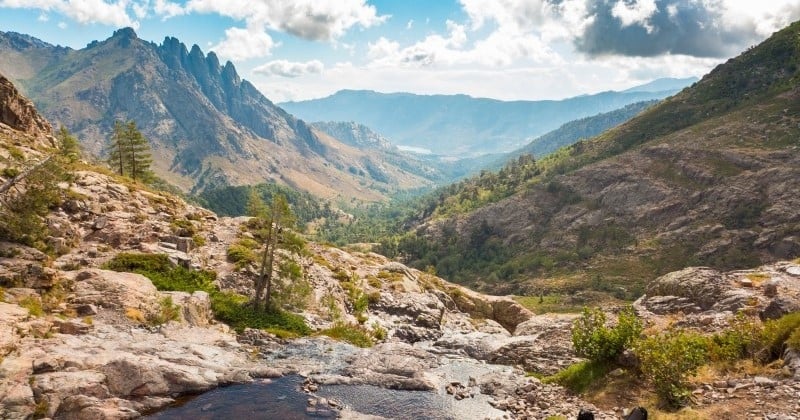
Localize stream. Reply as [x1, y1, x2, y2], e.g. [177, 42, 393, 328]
[145, 337, 513, 419]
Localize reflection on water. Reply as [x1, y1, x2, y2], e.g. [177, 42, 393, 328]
[319, 384, 455, 420]
[145, 376, 316, 420]
[145, 375, 462, 420]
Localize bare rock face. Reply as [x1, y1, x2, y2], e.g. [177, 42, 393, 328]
[69, 269, 162, 317]
[343, 342, 439, 390]
[0, 73, 52, 138]
[160, 291, 212, 327]
[642, 267, 729, 312]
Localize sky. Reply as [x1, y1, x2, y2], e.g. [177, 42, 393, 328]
[0, 0, 798, 102]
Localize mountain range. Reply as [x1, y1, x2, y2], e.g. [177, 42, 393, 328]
[0, 28, 435, 199]
[387, 21, 800, 295]
[279, 78, 696, 157]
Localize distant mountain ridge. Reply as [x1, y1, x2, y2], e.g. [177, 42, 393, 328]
[279, 80, 694, 157]
[387, 21, 800, 295]
[0, 28, 434, 199]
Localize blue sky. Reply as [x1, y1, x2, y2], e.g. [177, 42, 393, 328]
[1, 1, 798, 102]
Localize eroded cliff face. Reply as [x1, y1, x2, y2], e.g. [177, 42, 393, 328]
[0, 73, 54, 150]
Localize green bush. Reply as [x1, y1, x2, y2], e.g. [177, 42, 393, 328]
[760, 311, 800, 360]
[572, 306, 642, 362]
[543, 360, 613, 394]
[709, 313, 763, 362]
[226, 244, 256, 267]
[320, 322, 374, 348]
[103, 253, 216, 293]
[635, 330, 709, 407]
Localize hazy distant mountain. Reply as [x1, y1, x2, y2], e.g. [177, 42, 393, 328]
[511, 100, 658, 160]
[279, 80, 693, 158]
[622, 77, 698, 93]
[0, 28, 434, 199]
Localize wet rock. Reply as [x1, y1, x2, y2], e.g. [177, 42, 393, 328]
[344, 342, 439, 390]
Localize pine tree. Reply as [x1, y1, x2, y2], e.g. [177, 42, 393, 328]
[124, 121, 152, 183]
[107, 121, 127, 176]
[246, 190, 298, 311]
[105, 120, 153, 182]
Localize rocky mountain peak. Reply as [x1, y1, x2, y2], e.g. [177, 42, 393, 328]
[112, 27, 137, 40]
[0, 73, 51, 138]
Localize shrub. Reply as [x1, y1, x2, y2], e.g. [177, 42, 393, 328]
[635, 330, 709, 407]
[760, 311, 800, 360]
[709, 313, 763, 362]
[103, 253, 215, 293]
[226, 244, 256, 267]
[572, 306, 642, 362]
[320, 322, 374, 348]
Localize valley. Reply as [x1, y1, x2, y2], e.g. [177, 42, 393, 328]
[0, 9, 799, 420]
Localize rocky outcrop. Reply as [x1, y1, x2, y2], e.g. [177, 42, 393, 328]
[0, 73, 51, 138]
[635, 262, 800, 335]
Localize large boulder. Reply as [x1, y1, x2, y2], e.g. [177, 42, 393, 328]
[637, 267, 731, 314]
[69, 269, 161, 317]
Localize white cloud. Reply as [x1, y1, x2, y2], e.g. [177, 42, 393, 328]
[611, 0, 657, 32]
[406, 19, 413, 30]
[210, 26, 277, 61]
[0, 0, 138, 27]
[153, 0, 184, 19]
[253, 59, 324, 78]
[37, 12, 48, 21]
[183, 0, 387, 41]
[57, 21, 66, 28]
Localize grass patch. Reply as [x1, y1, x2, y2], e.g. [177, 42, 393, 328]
[320, 322, 374, 348]
[210, 291, 310, 335]
[19, 296, 43, 317]
[514, 294, 584, 314]
[543, 360, 614, 394]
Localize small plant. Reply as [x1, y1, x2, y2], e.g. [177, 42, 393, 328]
[192, 234, 206, 247]
[320, 322, 374, 348]
[125, 307, 146, 324]
[635, 330, 709, 407]
[82, 316, 94, 325]
[147, 296, 181, 326]
[2, 167, 20, 178]
[371, 321, 387, 341]
[20, 296, 44, 317]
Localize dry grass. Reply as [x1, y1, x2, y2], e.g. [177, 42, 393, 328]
[125, 307, 146, 324]
[745, 272, 770, 287]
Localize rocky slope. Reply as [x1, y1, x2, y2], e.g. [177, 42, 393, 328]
[0, 29, 433, 199]
[398, 20, 800, 296]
